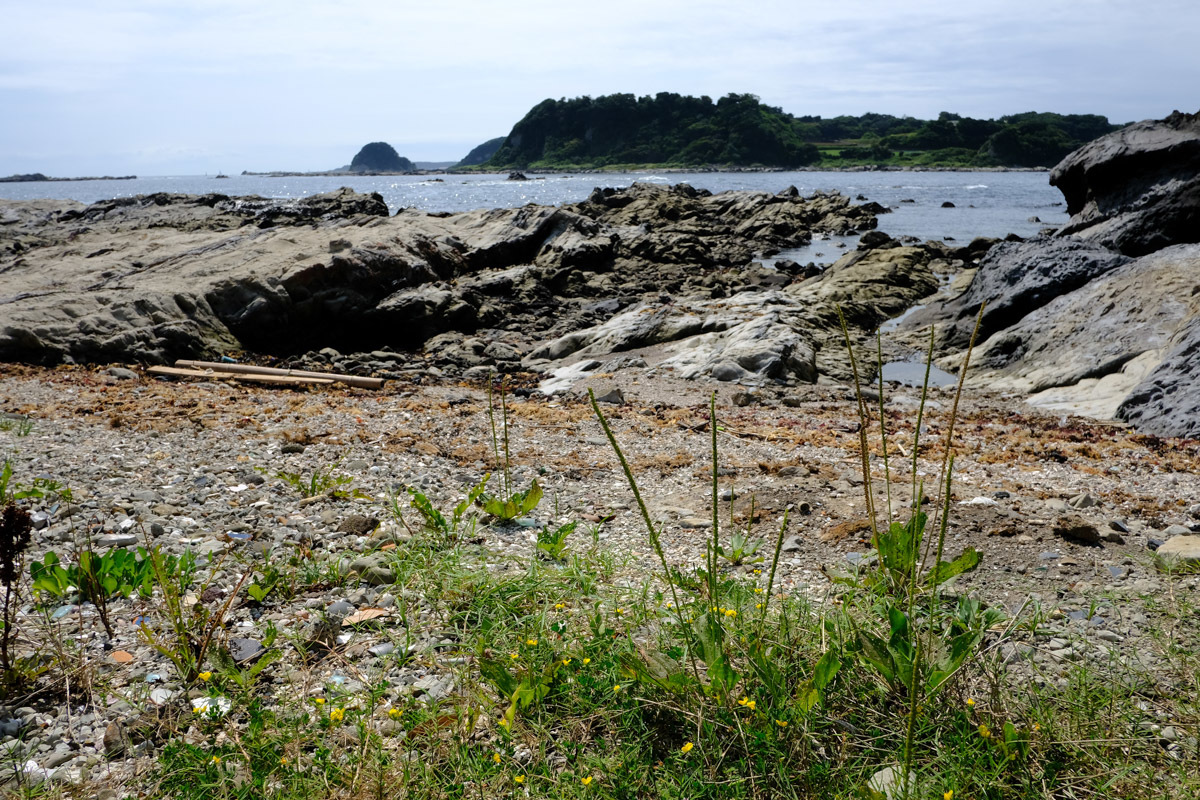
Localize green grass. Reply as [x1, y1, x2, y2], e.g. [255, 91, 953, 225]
[5, 374, 1198, 799]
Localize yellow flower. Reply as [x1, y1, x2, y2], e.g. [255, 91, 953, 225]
[388, 708, 402, 720]
[562, 658, 572, 666]
[510, 652, 519, 660]
[738, 697, 749, 706]
[313, 697, 325, 705]
[526, 638, 538, 646]
[554, 603, 565, 610]
[329, 708, 345, 723]
[582, 658, 591, 665]
[1033, 723, 1041, 732]
[978, 724, 991, 739]
[198, 672, 212, 682]
[753, 569, 762, 575]
[492, 753, 502, 764]
[581, 776, 593, 786]
[680, 741, 694, 754]
[944, 791, 954, 800]
[211, 755, 220, 764]
[615, 608, 624, 615]
[775, 719, 787, 728]
[514, 775, 525, 784]
[498, 717, 510, 728]
[966, 698, 975, 707]
[746, 699, 756, 711]
[281, 757, 288, 765]
[755, 603, 764, 609]
[724, 609, 737, 618]
[613, 684, 622, 693]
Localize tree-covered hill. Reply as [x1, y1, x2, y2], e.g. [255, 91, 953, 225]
[484, 93, 820, 169]
[477, 94, 1124, 170]
[456, 137, 506, 167]
[349, 142, 415, 172]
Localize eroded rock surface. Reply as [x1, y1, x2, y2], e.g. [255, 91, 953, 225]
[2, 183, 916, 385]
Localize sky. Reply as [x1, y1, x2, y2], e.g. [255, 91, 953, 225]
[2, 0, 1197, 175]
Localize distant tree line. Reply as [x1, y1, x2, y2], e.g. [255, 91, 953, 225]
[478, 94, 1122, 170]
[485, 93, 819, 169]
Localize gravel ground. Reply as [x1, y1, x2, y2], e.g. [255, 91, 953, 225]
[1, 363, 1198, 791]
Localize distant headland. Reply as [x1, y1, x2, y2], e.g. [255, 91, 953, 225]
[0, 173, 137, 183]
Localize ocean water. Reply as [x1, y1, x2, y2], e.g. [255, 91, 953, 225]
[0, 170, 1066, 254]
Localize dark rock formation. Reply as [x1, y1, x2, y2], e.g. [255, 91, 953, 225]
[894, 110, 1200, 438]
[1, 184, 895, 379]
[349, 142, 415, 173]
[905, 236, 1130, 350]
[1051, 110, 1200, 256]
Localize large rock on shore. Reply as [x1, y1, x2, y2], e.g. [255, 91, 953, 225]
[895, 110, 1200, 438]
[1052, 110, 1200, 256]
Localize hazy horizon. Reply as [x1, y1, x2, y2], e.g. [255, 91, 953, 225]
[3, 0, 1197, 176]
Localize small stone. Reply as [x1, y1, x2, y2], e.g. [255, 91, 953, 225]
[338, 515, 379, 536]
[591, 384, 625, 404]
[679, 517, 709, 529]
[781, 536, 803, 553]
[362, 566, 396, 586]
[228, 638, 265, 664]
[868, 766, 919, 800]
[1095, 630, 1124, 643]
[369, 642, 395, 657]
[1109, 519, 1130, 533]
[717, 488, 735, 502]
[1147, 538, 1165, 551]
[102, 722, 130, 758]
[1155, 535, 1200, 571]
[1053, 516, 1101, 544]
[412, 674, 456, 701]
[1068, 492, 1099, 509]
[710, 362, 746, 382]
[1100, 531, 1126, 544]
[1162, 524, 1192, 536]
[105, 367, 139, 380]
[97, 533, 138, 548]
[281, 443, 306, 454]
[326, 600, 355, 619]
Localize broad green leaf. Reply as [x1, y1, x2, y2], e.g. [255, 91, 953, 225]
[926, 547, 982, 586]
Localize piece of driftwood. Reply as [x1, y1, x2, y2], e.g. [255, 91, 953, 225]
[173, 360, 384, 389]
[148, 366, 333, 386]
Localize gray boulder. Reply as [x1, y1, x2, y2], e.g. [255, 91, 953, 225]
[903, 236, 1130, 350]
[1052, 109, 1200, 256]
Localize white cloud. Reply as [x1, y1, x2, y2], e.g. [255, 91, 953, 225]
[1, 0, 1198, 173]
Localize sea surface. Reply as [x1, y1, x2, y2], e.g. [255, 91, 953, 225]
[0, 171, 1065, 264]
